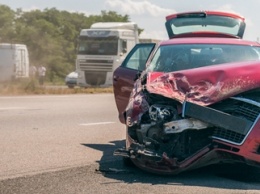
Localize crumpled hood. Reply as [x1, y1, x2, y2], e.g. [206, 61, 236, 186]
[146, 61, 260, 106]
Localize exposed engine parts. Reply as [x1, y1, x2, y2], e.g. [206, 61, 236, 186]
[149, 104, 176, 122]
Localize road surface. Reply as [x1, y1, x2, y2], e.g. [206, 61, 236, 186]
[0, 94, 260, 194]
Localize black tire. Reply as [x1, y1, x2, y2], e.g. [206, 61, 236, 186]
[68, 85, 75, 89]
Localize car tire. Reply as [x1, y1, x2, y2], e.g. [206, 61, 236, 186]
[68, 85, 75, 89]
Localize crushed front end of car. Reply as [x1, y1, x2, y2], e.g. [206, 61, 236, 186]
[114, 61, 260, 174]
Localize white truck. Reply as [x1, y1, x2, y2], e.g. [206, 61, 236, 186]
[76, 22, 139, 87]
[0, 43, 29, 82]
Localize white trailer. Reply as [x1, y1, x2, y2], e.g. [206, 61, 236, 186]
[0, 43, 29, 82]
[76, 22, 139, 87]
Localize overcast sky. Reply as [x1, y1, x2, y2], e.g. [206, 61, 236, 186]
[1, 0, 260, 41]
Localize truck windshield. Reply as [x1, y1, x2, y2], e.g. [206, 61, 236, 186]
[77, 36, 118, 55]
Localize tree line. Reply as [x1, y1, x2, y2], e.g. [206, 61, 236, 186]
[0, 5, 134, 83]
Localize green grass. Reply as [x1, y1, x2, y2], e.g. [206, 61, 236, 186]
[0, 79, 113, 95]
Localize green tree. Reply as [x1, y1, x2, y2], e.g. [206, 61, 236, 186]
[0, 6, 142, 83]
[0, 5, 16, 42]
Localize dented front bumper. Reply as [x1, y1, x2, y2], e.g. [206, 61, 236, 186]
[114, 99, 260, 174]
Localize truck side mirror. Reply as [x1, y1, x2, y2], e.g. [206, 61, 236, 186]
[122, 40, 127, 53]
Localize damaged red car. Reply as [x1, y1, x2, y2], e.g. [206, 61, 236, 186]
[113, 11, 260, 174]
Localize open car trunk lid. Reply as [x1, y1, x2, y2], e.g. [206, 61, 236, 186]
[165, 11, 246, 39]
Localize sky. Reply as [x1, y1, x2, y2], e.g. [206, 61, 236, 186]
[1, 0, 260, 41]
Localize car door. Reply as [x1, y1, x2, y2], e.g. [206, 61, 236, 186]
[113, 43, 156, 123]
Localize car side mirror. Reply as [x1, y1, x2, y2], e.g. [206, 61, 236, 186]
[134, 71, 142, 81]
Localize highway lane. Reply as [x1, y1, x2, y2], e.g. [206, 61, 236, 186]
[0, 94, 125, 180]
[0, 94, 260, 194]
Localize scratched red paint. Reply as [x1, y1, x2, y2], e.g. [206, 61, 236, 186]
[146, 61, 260, 106]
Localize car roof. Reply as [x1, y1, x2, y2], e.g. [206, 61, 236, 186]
[160, 37, 260, 46]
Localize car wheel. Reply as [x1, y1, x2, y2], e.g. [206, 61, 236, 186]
[68, 85, 75, 89]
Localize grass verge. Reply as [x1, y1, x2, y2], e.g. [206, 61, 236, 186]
[0, 79, 113, 95]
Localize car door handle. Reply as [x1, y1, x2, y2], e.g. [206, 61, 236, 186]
[113, 75, 119, 81]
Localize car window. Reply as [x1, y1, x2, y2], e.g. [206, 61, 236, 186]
[122, 44, 155, 71]
[146, 44, 260, 72]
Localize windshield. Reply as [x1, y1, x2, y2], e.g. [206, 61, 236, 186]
[77, 36, 118, 55]
[147, 44, 260, 72]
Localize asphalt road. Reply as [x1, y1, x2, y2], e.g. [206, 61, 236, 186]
[0, 94, 260, 194]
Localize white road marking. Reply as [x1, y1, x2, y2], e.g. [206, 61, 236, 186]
[79, 122, 115, 126]
[0, 107, 26, 110]
[0, 94, 112, 99]
[0, 95, 72, 99]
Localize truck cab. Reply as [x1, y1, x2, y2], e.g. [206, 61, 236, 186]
[76, 22, 139, 87]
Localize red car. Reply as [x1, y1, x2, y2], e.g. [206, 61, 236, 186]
[113, 11, 260, 174]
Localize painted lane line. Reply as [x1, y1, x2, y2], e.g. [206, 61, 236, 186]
[0, 107, 26, 110]
[79, 122, 115, 126]
[0, 94, 112, 99]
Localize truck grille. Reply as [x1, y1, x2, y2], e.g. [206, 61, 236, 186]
[79, 59, 113, 72]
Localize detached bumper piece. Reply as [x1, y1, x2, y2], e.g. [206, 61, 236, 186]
[183, 101, 253, 135]
[114, 142, 162, 161]
[114, 148, 131, 158]
[183, 101, 254, 144]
